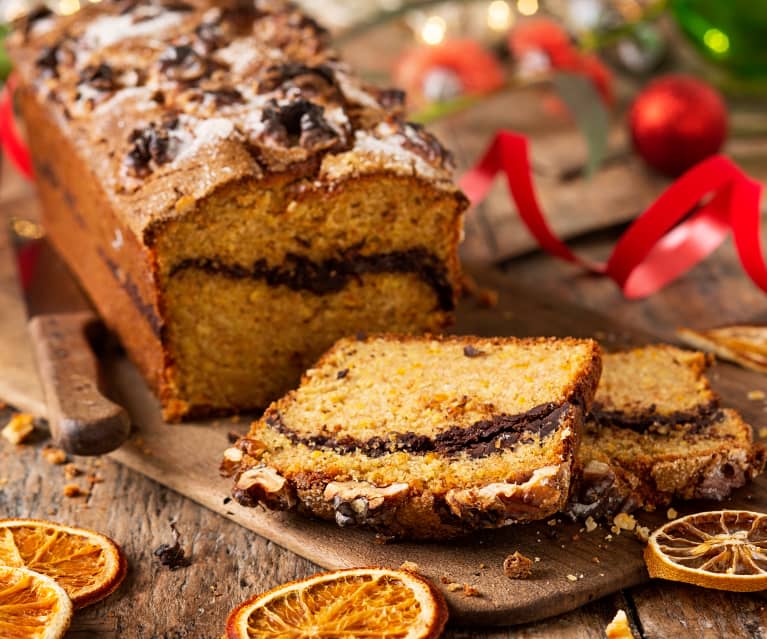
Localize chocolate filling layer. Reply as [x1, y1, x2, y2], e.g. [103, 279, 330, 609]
[265, 401, 569, 459]
[170, 248, 454, 311]
[590, 400, 722, 433]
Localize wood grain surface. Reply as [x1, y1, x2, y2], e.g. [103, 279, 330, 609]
[2, 229, 767, 633]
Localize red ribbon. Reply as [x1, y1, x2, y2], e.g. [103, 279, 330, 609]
[0, 76, 34, 180]
[459, 130, 766, 299]
[2, 75, 765, 299]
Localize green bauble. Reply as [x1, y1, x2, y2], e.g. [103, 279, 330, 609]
[671, 0, 767, 82]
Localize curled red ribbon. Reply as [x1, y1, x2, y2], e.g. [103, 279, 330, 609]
[459, 130, 766, 299]
[0, 76, 34, 180]
[2, 76, 765, 299]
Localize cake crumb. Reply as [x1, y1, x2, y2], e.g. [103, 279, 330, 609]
[86, 473, 104, 485]
[635, 525, 650, 543]
[440, 576, 451, 585]
[747, 390, 765, 401]
[399, 561, 420, 573]
[503, 551, 533, 579]
[462, 584, 480, 597]
[613, 512, 637, 531]
[62, 484, 88, 498]
[0, 478, 7, 488]
[2, 414, 35, 445]
[566, 574, 578, 582]
[585, 516, 598, 532]
[41, 446, 68, 465]
[63, 464, 81, 480]
[605, 609, 636, 639]
[592, 556, 601, 564]
[667, 507, 678, 520]
[759, 427, 767, 439]
[534, 556, 540, 562]
[446, 582, 462, 592]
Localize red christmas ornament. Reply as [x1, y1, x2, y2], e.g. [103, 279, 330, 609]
[629, 75, 728, 177]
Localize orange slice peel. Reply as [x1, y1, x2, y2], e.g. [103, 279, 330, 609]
[225, 566, 448, 639]
[0, 565, 73, 639]
[644, 509, 767, 592]
[0, 518, 127, 608]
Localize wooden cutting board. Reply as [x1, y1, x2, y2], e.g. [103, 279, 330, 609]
[2, 233, 766, 626]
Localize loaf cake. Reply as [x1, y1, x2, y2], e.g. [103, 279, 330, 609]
[7, 1, 467, 420]
[222, 334, 602, 540]
[568, 345, 766, 519]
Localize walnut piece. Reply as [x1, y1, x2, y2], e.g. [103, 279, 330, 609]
[323, 481, 409, 527]
[503, 551, 533, 579]
[446, 465, 565, 526]
[233, 465, 296, 509]
[605, 610, 635, 639]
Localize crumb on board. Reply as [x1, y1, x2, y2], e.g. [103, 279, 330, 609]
[446, 582, 462, 592]
[613, 513, 637, 532]
[399, 561, 420, 573]
[759, 427, 767, 439]
[86, 473, 104, 485]
[503, 551, 533, 579]
[0, 478, 7, 488]
[635, 525, 650, 543]
[462, 584, 480, 597]
[585, 516, 598, 533]
[62, 484, 88, 498]
[605, 609, 636, 639]
[566, 574, 578, 582]
[667, 507, 678, 520]
[41, 446, 68, 465]
[63, 464, 81, 480]
[1, 414, 35, 445]
[747, 390, 766, 401]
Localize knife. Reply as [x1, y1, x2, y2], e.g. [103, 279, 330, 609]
[2, 190, 130, 456]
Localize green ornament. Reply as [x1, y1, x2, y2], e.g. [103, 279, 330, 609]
[671, 0, 767, 84]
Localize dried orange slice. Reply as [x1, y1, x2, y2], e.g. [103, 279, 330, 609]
[645, 510, 767, 592]
[0, 565, 73, 639]
[225, 567, 448, 639]
[0, 519, 127, 608]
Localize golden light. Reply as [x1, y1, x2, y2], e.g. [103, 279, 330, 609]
[12, 219, 45, 240]
[703, 28, 730, 54]
[517, 0, 538, 17]
[57, 0, 81, 15]
[487, 1, 513, 32]
[421, 15, 447, 46]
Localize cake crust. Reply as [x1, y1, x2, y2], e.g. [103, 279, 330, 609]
[225, 334, 602, 540]
[569, 345, 766, 519]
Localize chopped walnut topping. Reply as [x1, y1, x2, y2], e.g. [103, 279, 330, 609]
[124, 114, 181, 176]
[80, 63, 117, 91]
[503, 551, 533, 579]
[635, 525, 650, 543]
[585, 516, 598, 532]
[1, 414, 35, 445]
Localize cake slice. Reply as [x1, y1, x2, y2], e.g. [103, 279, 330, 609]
[568, 345, 766, 519]
[223, 334, 602, 540]
[677, 325, 767, 373]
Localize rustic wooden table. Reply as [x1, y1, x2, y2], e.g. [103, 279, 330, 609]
[2, 214, 767, 638]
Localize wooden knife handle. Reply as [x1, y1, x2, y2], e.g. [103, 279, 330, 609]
[28, 311, 130, 456]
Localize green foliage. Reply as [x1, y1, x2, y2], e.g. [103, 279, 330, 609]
[551, 72, 609, 178]
[0, 23, 11, 82]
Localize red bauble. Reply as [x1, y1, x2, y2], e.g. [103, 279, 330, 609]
[629, 75, 727, 177]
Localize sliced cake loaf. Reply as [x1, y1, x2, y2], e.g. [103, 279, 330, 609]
[8, 1, 466, 421]
[568, 345, 766, 519]
[223, 334, 602, 540]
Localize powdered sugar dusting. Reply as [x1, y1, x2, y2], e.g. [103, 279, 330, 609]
[82, 12, 184, 50]
[173, 117, 236, 164]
